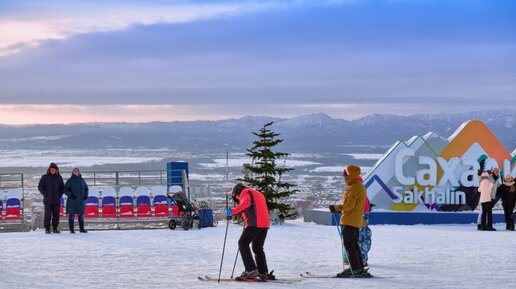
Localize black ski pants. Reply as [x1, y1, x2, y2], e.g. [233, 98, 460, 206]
[342, 225, 364, 272]
[238, 227, 268, 274]
[44, 203, 60, 229]
[502, 201, 515, 230]
[480, 201, 493, 229]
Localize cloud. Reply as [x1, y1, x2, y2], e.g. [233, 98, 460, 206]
[0, 0, 362, 56]
[0, 1, 277, 56]
[0, 0, 515, 123]
[1, 101, 515, 125]
[0, 104, 232, 124]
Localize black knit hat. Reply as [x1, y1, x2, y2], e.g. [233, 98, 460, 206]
[232, 183, 246, 204]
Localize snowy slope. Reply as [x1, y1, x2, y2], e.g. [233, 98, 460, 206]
[0, 220, 514, 289]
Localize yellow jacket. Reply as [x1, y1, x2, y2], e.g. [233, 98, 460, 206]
[334, 165, 366, 228]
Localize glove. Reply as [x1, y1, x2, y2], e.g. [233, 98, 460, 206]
[329, 205, 336, 213]
[226, 209, 233, 217]
[69, 194, 77, 200]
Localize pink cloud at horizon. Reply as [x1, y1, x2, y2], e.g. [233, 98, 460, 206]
[0, 104, 233, 125]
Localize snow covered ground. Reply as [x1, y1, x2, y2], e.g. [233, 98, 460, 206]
[0, 220, 514, 289]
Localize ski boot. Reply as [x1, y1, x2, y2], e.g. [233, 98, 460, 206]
[236, 269, 259, 281]
[337, 267, 371, 278]
[259, 270, 276, 281]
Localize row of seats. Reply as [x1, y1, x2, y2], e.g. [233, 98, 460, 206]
[77, 186, 182, 219]
[1, 186, 184, 221]
[0, 189, 23, 221]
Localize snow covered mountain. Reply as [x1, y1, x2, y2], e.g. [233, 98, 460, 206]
[0, 110, 514, 152]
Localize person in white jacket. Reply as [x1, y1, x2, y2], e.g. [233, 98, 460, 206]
[478, 171, 496, 231]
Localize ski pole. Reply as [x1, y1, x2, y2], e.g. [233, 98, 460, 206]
[332, 212, 348, 271]
[230, 249, 240, 278]
[218, 194, 230, 283]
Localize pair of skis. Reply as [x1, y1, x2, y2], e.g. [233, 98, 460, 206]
[198, 271, 376, 283]
[300, 271, 374, 279]
[198, 275, 301, 284]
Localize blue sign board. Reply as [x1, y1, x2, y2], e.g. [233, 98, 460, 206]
[167, 161, 189, 191]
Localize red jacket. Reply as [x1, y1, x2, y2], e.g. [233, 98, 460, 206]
[231, 188, 270, 229]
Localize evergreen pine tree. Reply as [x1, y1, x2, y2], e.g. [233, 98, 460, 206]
[240, 121, 298, 222]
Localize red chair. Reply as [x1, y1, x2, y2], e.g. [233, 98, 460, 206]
[5, 207, 20, 220]
[154, 204, 169, 217]
[137, 204, 152, 217]
[85, 206, 99, 218]
[100, 187, 117, 218]
[5, 190, 22, 220]
[60, 197, 65, 216]
[101, 205, 117, 218]
[84, 187, 100, 218]
[136, 193, 152, 217]
[119, 205, 135, 218]
[118, 187, 135, 218]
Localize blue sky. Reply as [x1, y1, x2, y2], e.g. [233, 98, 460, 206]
[0, 0, 515, 124]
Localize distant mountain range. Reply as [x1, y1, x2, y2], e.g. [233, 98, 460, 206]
[0, 110, 514, 152]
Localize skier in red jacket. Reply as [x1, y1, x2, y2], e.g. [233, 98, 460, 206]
[226, 183, 272, 280]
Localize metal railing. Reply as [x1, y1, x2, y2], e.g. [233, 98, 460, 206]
[0, 173, 24, 189]
[80, 170, 167, 187]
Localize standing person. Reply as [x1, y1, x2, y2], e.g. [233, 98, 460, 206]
[226, 183, 272, 281]
[476, 160, 485, 230]
[64, 168, 89, 233]
[478, 171, 496, 231]
[38, 162, 64, 234]
[491, 167, 502, 205]
[497, 174, 515, 230]
[342, 196, 373, 267]
[329, 165, 368, 277]
[359, 198, 373, 266]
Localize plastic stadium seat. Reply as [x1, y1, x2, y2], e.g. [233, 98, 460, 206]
[85, 206, 99, 218]
[101, 205, 117, 218]
[153, 195, 168, 205]
[137, 204, 152, 217]
[118, 187, 135, 218]
[60, 197, 65, 216]
[84, 187, 100, 218]
[5, 189, 22, 220]
[100, 187, 117, 218]
[135, 187, 152, 217]
[119, 196, 135, 218]
[136, 196, 152, 217]
[119, 205, 135, 217]
[151, 186, 169, 217]
[5, 207, 20, 220]
[154, 204, 169, 217]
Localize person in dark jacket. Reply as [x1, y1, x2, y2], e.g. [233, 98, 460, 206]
[38, 162, 64, 234]
[497, 174, 515, 230]
[226, 183, 272, 281]
[64, 168, 89, 233]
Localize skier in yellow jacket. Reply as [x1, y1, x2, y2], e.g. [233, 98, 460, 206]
[329, 164, 368, 277]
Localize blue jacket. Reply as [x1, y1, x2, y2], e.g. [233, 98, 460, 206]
[64, 175, 89, 215]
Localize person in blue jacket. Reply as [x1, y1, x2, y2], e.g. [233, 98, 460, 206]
[64, 168, 89, 233]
